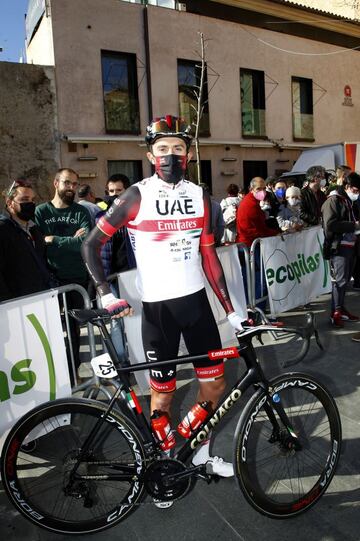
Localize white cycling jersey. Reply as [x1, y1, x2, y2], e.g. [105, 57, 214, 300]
[127, 175, 205, 302]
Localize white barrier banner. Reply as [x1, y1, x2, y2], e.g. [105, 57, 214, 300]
[0, 290, 71, 452]
[118, 244, 247, 393]
[261, 226, 331, 315]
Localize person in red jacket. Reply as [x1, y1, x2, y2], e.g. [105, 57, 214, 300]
[236, 177, 278, 309]
[236, 177, 279, 246]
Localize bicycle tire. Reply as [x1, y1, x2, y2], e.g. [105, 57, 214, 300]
[1, 398, 146, 534]
[234, 372, 341, 518]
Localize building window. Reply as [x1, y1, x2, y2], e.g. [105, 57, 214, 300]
[187, 160, 212, 192]
[240, 69, 266, 138]
[101, 51, 140, 134]
[108, 160, 143, 185]
[178, 59, 210, 136]
[292, 77, 314, 141]
[243, 160, 268, 190]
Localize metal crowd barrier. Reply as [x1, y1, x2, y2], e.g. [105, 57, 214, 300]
[249, 237, 269, 317]
[235, 242, 252, 308]
[56, 284, 98, 392]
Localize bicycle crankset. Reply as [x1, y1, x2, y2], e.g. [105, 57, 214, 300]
[144, 458, 191, 501]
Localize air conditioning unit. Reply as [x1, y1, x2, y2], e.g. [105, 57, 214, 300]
[177, 3, 187, 11]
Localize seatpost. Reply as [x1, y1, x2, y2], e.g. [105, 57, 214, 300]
[95, 318, 130, 382]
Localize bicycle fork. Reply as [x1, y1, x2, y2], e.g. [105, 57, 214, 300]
[264, 396, 302, 452]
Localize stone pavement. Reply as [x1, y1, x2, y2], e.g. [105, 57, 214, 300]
[1, 289, 360, 541]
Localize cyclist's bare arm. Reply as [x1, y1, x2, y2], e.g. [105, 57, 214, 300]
[82, 186, 141, 298]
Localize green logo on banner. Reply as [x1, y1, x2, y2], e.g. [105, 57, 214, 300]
[0, 313, 56, 403]
[265, 245, 328, 302]
[0, 359, 37, 402]
[27, 313, 56, 401]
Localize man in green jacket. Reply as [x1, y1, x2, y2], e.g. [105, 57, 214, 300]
[35, 168, 91, 383]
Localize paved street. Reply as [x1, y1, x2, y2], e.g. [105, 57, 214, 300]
[1, 289, 360, 541]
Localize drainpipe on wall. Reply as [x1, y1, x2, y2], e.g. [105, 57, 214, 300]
[143, 6, 153, 122]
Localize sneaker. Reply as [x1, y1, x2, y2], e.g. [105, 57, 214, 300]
[341, 309, 360, 322]
[153, 498, 174, 509]
[330, 311, 344, 328]
[351, 332, 360, 342]
[192, 455, 234, 478]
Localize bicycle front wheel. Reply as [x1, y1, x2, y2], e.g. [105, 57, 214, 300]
[234, 373, 341, 518]
[1, 398, 146, 534]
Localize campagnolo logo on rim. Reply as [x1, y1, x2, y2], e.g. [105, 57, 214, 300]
[319, 440, 339, 488]
[273, 379, 318, 393]
[105, 415, 143, 522]
[241, 395, 267, 462]
[9, 481, 44, 521]
[190, 389, 242, 449]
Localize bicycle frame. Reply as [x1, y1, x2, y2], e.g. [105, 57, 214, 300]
[86, 318, 298, 468]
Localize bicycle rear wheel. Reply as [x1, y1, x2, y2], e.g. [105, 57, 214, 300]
[234, 373, 341, 518]
[1, 398, 146, 534]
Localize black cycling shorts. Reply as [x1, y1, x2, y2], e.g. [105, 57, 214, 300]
[142, 289, 223, 393]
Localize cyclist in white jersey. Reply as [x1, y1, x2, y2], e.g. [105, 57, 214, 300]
[82, 116, 245, 480]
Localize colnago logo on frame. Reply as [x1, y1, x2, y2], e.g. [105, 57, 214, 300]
[190, 389, 242, 449]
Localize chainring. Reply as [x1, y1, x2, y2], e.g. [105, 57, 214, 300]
[144, 458, 191, 501]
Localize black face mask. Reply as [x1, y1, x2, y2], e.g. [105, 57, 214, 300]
[104, 194, 120, 206]
[16, 202, 36, 222]
[155, 154, 187, 185]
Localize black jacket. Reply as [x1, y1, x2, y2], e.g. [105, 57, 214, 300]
[0, 214, 50, 302]
[300, 187, 327, 226]
[321, 188, 357, 256]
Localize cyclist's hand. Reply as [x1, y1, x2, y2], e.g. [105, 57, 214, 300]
[101, 293, 133, 318]
[227, 312, 245, 332]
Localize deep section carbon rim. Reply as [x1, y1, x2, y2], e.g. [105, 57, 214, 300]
[234, 373, 341, 518]
[1, 399, 146, 534]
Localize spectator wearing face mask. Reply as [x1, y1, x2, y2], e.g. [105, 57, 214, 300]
[236, 177, 279, 247]
[268, 180, 287, 219]
[236, 177, 279, 310]
[300, 166, 327, 226]
[277, 186, 305, 232]
[0, 180, 50, 302]
[260, 192, 280, 231]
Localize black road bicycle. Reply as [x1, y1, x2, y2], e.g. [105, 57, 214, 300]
[1, 310, 341, 535]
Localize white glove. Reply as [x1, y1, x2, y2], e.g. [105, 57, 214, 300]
[101, 293, 131, 316]
[227, 312, 245, 332]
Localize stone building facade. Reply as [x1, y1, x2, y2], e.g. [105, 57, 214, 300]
[0, 61, 59, 202]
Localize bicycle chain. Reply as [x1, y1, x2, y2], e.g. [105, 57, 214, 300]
[69, 457, 190, 508]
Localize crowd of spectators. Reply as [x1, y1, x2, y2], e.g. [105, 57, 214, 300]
[0, 168, 136, 383]
[2, 160, 360, 377]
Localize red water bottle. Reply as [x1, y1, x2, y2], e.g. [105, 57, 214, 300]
[177, 402, 209, 438]
[151, 410, 176, 451]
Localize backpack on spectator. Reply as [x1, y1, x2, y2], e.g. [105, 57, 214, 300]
[223, 203, 237, 226]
